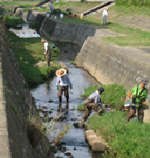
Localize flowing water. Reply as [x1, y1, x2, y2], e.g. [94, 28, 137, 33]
[11, 21, 103, 158]
[31, 62, 103, 158]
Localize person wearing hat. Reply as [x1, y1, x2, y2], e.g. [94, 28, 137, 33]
[41, 38, 51, 67]
[81, 87, 105, 123]
[101, 7, 109, 25]
[127, 78, 148, 123]
[56, 68, 72, 110]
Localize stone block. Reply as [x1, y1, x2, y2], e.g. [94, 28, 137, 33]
[85, 130, 95, 139]
[88, 135, 97, 146]
[91, 139, 106, 152]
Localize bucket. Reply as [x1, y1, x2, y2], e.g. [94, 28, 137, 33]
[80, 14, 83, 19]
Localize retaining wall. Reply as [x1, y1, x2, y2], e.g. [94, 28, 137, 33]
[0, 25, 53, 158]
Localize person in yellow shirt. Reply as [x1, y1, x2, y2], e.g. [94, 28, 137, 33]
[127, 78, 148, 123]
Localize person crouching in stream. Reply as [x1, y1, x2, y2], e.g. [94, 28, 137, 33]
[56, 68, 72, 112]
[81, 87, 105, 124]
[41, 38, 51, 67]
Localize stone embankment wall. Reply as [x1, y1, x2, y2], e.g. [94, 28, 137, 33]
[0, 27, 53, 157]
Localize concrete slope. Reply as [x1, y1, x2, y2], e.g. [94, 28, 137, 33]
[37, 16, 119, 47]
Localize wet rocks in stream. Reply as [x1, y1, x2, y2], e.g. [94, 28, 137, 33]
[70, 118, 78, 121]
[73, 122, 87, 129]
[48, 99, 54, 103]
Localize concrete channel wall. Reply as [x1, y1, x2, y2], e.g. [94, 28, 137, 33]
[38, 15, 97, 47]
[0, 26, 53, 157]
[0, 36, 36, 157]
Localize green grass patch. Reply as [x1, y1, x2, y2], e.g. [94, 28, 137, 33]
[61, 16, 101, 27]
[70, 61, 75, 65]
[4, 15, 24, 28]
[10, 104, 17, 116]
[88, 112, 150, 158]
[54, 1, 101, 8]
[8, 31, 61, 87]
[77, 103, 85, 111]
[102, 22, 150, 47]
[0, 1, 40, 7]
[82, 84, 126, 109]
[29, 22, 38, 28]
[110, 5, 150, 17]
[115, 0, 150, 8]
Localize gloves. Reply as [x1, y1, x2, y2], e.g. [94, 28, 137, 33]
[128, 92, 131, 98]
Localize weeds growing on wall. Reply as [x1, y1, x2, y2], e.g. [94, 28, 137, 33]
[8, 32, 61, 87]
[69, 61, 75, 65]
[82, 84, 126, 109]
[115, 0, 150, 8]
[3, 15, 24, 28]
[88, 112, 150, 158]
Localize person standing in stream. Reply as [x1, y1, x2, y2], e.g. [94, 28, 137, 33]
[41, 38, 51, 67]
[56, 68, 72, 111]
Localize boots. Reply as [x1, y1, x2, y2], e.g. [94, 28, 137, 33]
[66, 102, 69, 109]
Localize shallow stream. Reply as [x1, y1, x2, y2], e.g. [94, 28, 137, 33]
[11, 21, 103, 158]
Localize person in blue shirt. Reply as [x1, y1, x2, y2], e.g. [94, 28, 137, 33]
[81, 87, 105, 123]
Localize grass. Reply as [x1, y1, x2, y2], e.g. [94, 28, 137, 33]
[77, 103, 85, 111]
[115, 0, 150, 8]
[54, 1, 101, 8]
[4, 15, 24, 28]
[88, 112, 150, 158]
[60, 16, 101, 27]
[110, 5, 150, 17]
[82, 84, 126, 109]
[102, 22, 150, 47]
[69, 61, 75, 65]
[8, 31, 61, 87]
[0, 1, 40, 7]
[29, 22, 38, 28]
[10, 104, 17, 116]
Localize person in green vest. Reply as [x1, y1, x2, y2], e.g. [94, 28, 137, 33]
[127, 78, 148, 123]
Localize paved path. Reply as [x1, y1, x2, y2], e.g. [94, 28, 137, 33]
[0, 23, 11, 158]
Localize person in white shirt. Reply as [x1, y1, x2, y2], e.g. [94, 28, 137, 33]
[81, 87, 105, 123]
[41, 38, 51, 67]
[56, 68, 72, 110]
[102, 8, 109, 25]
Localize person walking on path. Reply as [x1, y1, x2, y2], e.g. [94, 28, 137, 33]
[101, 8, 109, 25]
[81, 87, 105, 124]
[56, 68, 72, 111]
[49, 0, 54, 14]
[127, 78, 148, 123]
[41, 38, 51, 67]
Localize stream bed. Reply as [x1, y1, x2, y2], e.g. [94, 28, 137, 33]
[31, 62, 103, 158]
[10, 20, 103, 158]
